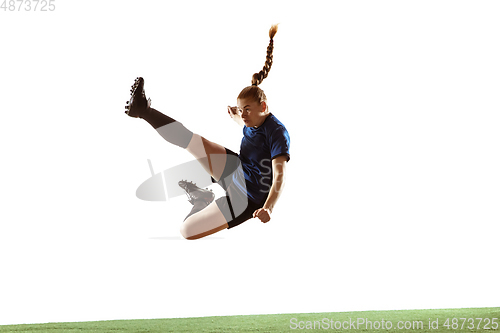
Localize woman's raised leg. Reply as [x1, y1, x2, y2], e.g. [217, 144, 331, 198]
[185, 134, 228, 182]
[125, 77, 228, 181]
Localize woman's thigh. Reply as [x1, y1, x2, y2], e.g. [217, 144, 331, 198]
[180, 201, 229, 240]
[186, 134, 228, 182]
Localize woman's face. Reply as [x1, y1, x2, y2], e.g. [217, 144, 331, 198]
[237, 98, 268, 128]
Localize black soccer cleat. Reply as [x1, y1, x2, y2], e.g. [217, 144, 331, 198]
[178, 180, 215, 205]
[125, 77, 151, 118]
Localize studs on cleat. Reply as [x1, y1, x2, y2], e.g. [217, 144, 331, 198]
[178, 180, 215, 206]
[125, 77, 148, 118]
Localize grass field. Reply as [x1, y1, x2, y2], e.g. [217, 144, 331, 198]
[0, 307, 498, 332]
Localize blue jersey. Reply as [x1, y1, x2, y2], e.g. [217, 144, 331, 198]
[232, 113, 290, 204]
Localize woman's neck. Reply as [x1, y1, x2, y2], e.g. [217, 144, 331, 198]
[254, 112, 271, 128]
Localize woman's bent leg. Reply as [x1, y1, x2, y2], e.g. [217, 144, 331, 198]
[180, 201, 229, 240]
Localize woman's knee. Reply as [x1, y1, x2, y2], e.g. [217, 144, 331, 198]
[179, 217, 228, 240]
[179, 201, 229, 240]
[180, 217, 207, 240]
[179, 220, 195, 240]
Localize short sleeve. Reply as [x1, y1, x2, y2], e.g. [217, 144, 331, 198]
[269, 126, 291, 162]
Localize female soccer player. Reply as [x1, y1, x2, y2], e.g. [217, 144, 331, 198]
[124, 25, 290, 240]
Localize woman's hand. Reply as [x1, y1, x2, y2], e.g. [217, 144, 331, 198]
[228, 106, 244, 127]
[227, 106, 238, 119]
[253, 208, 272, 223]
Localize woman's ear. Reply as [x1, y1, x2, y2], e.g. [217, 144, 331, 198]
[261, 101, 267, 112]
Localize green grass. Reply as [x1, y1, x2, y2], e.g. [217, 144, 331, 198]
[0, 307, 498, 333]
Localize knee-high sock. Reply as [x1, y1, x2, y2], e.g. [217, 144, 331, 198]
[141, 108, 193, 149]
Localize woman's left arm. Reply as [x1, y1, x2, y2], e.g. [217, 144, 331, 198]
[253, 155, 288, 223]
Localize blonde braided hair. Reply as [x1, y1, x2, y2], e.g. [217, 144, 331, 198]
[251, 24, 279, 86]
[238, 24, 279, 105]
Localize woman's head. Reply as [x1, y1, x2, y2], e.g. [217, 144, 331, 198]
[236, 24, 278, 127]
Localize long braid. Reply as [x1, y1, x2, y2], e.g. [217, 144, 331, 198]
[251, 24, 279, 86]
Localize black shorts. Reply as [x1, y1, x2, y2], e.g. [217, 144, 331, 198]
[212, 148, 267, 229]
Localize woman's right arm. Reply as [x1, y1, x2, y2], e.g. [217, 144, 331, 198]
[227, 106, 245, 128]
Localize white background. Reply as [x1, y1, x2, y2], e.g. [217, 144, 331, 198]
[1, 0, 499, 326]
